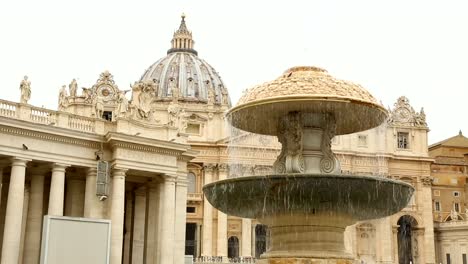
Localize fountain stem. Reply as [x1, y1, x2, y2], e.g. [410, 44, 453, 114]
[273, 112, 341, 174]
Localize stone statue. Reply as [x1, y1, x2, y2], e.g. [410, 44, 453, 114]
[414, 107, 427, 126]
[69, 79, 78, 97]
[167, 102, 180, 127]
[94, 95, 104, 118]
[19, 76, 31, 104]
[115, 90, 129, 118]
[465, 208, 468, 220]
[82, 87, 93, 103]
[178, 109, 190, 133]
[58, 85, 68, 111]
[451, 209, 459, 221]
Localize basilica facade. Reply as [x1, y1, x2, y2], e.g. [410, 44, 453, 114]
[0, 14, 463, 264]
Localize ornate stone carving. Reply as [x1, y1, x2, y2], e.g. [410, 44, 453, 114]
[58, 85, 68, 111]
[131, 80, 156, 119]
[69, 78, 78, 97]
[273, 112, 305, 174]
[19, 76, 31, 104]
[421, 176, 433, 186]
[320, 115, 338, 174]
[388, 96, 427, 127]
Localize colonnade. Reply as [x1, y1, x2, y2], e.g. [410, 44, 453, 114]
[0, 157, 187, 264]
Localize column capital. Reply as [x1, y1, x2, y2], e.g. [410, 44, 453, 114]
[10, 157, 30, 167]
[218, 163, 229, 172]
[51, 163, 70, 173]
[112, 168, 127, 179]
[203, 163, 217, 172]
[86, 167, 97, 175]
[164, 174, 177, 183]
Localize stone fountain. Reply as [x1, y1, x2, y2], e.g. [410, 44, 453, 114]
[203, 66, 414, 264]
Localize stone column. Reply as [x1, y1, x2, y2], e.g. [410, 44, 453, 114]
[202, 164, 216, 256]
[132, 187, 146, 264]
[159, 176, 176, 264]
[1, 158, 28, 264]
[420, 177, 436, 264]
[0, 166, 7, 259]
[19, 185, 30, 264]
[217, 164, 228, 258]
[122, 192, 133, 264]
[241, 218, 252, 257]
[174, 176, 188, 264]
[146, 184, 160, 264]
[392, 226, 399, 263]
[110, 168, 127, 264]
[377, 217, 393, 264]
[48, 163, 68, 216]
[84, 168, 105, 219]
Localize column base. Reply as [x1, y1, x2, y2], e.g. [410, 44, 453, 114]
[257, 257, 356, 264]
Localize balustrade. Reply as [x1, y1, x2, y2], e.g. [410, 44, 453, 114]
[0, 99, 17, 117]
[30, 107, 56, 125]
[68, 115, 95, 132]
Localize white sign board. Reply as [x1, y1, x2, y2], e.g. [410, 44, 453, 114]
[40, 216, 111, 264]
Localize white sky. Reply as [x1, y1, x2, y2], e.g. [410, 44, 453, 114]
[0, 0, 467, 145]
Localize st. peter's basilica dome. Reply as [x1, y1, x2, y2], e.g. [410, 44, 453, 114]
[140, 14, 230, 106]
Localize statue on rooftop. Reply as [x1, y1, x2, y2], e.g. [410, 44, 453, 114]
[115, 90, 129, 118]
[69, 79, 78, 97]
[19, 76, 31, 104]
[58, 85, 68, 111]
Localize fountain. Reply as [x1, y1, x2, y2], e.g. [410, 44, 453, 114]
[203, 66, 414, 264]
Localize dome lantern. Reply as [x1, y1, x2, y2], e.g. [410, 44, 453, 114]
[167, 14, 197, 55]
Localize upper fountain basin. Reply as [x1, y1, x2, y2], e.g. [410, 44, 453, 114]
[227, 66, 387, 136]
[203, 174, 414, 221]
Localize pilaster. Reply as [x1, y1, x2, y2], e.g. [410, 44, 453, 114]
[217, 164, 228, 258]
[202, 163, 216, 256]
[110, 168, 127, 264]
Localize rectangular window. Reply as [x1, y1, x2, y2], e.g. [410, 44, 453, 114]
[463, 254, 467, 264]
[397, 132, 409, 149]
[435, 201, 441, 211]
[186, 207, 196, 213]
[447, 253, 451, 264]
[454, 191, 460, 197]
[358, 135, 367, 147]
[454, 203, 460, 212]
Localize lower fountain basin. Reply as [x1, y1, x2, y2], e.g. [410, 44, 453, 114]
[203, 174, 414, 221]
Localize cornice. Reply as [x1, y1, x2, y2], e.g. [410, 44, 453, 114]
[0, 123, 101, 149]
[0, 115, 103, 142]
[106, 132, 190, 152]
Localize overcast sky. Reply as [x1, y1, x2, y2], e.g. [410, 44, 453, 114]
[0, 0, 466, 144]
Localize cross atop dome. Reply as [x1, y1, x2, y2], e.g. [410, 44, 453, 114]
[168, 13, 197, 55]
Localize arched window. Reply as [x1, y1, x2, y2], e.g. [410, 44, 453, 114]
[228, 236, 239, 259]
[187, 172, 196, 193]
